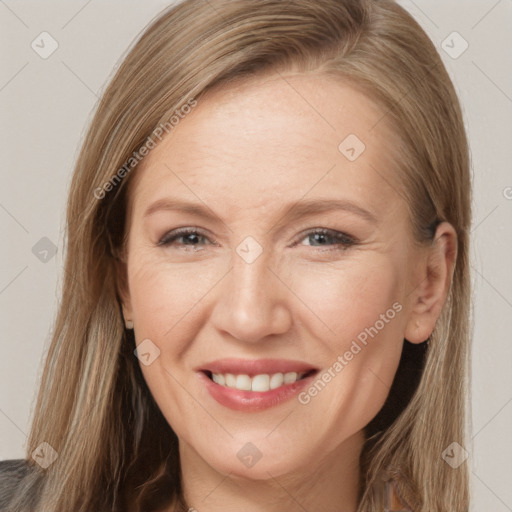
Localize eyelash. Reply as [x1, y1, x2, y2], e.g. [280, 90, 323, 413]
[157, 227, 356, 252]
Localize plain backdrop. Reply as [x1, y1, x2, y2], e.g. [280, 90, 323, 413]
[1, 1, 511, 510]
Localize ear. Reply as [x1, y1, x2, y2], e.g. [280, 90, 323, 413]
[404, 222, 458, 344]
[114, 256, 133, 324]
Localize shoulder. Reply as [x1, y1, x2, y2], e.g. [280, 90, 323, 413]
[0, 459, 35, 508]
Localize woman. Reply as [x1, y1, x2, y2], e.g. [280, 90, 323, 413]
[0, 0, 471, 510]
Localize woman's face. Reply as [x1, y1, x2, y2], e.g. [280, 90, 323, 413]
[118, 72, 433, 480]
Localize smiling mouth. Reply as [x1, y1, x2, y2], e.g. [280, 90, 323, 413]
[202, 369, 317, 393]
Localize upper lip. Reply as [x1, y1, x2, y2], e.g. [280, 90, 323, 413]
[197, 358, 318, 377]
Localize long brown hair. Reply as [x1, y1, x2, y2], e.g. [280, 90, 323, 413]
[10, 1, 471, 510]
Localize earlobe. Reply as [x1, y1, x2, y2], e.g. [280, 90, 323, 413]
[404, 222, 457, 344]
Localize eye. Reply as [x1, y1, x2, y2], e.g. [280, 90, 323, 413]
[295, 228, 356, 251]
[157, 227, 356, 252]
[157, 227, 213, 250]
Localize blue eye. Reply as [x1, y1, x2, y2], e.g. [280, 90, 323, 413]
[157, 227, 356, 252]
[158, 228, 211, 249]
[297, 228, 355, 251]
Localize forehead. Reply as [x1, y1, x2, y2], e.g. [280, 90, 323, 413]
[127, 72, 403, 220]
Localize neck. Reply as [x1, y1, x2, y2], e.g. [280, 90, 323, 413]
[174, 430, 364, 512]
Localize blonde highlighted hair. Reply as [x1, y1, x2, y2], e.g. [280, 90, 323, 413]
[10, 0, 471, 510]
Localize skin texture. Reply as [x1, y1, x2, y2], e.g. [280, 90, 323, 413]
[116, 72, 457, 512]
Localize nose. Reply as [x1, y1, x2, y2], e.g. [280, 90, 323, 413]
[209, 247, 292, 344]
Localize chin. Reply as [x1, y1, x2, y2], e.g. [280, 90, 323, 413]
[200, 436, 312, 481]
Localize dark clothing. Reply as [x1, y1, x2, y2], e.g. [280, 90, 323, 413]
[0, 459, 34, 510]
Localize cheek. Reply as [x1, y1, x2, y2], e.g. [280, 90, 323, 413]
[291, 259, 406, 437]
[128, 257, 222, 348]
[126, 258, 222, 434]
[289, 257, 405, 349]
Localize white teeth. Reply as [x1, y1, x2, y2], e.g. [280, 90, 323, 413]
[284, 372, 298, 384]
[210, 371, 307, 392]
[269, 372, 284, 389]
[236, 374, 252, 391]
[211, 373, 225, 386]
[225, 373, 236, 388]
[251, 374, 270, 392]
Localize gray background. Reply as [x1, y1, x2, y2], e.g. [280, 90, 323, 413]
[1, 1, 511, 510]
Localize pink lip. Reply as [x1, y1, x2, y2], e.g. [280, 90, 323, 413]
[197, 358, 317, 376]
[195, 358, 318, 412]
[198, 371, 317, 412]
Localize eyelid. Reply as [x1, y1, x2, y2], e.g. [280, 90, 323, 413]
[157, 226, 214, 246]
[292, 227, 356, 245]
[157, 226, 357, 252]
[291, 228, 357, 252]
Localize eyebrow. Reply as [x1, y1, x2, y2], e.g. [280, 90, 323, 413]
[143, 197, 378, 225]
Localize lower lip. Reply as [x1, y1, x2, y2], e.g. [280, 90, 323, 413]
[198, 371, 317, 412]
